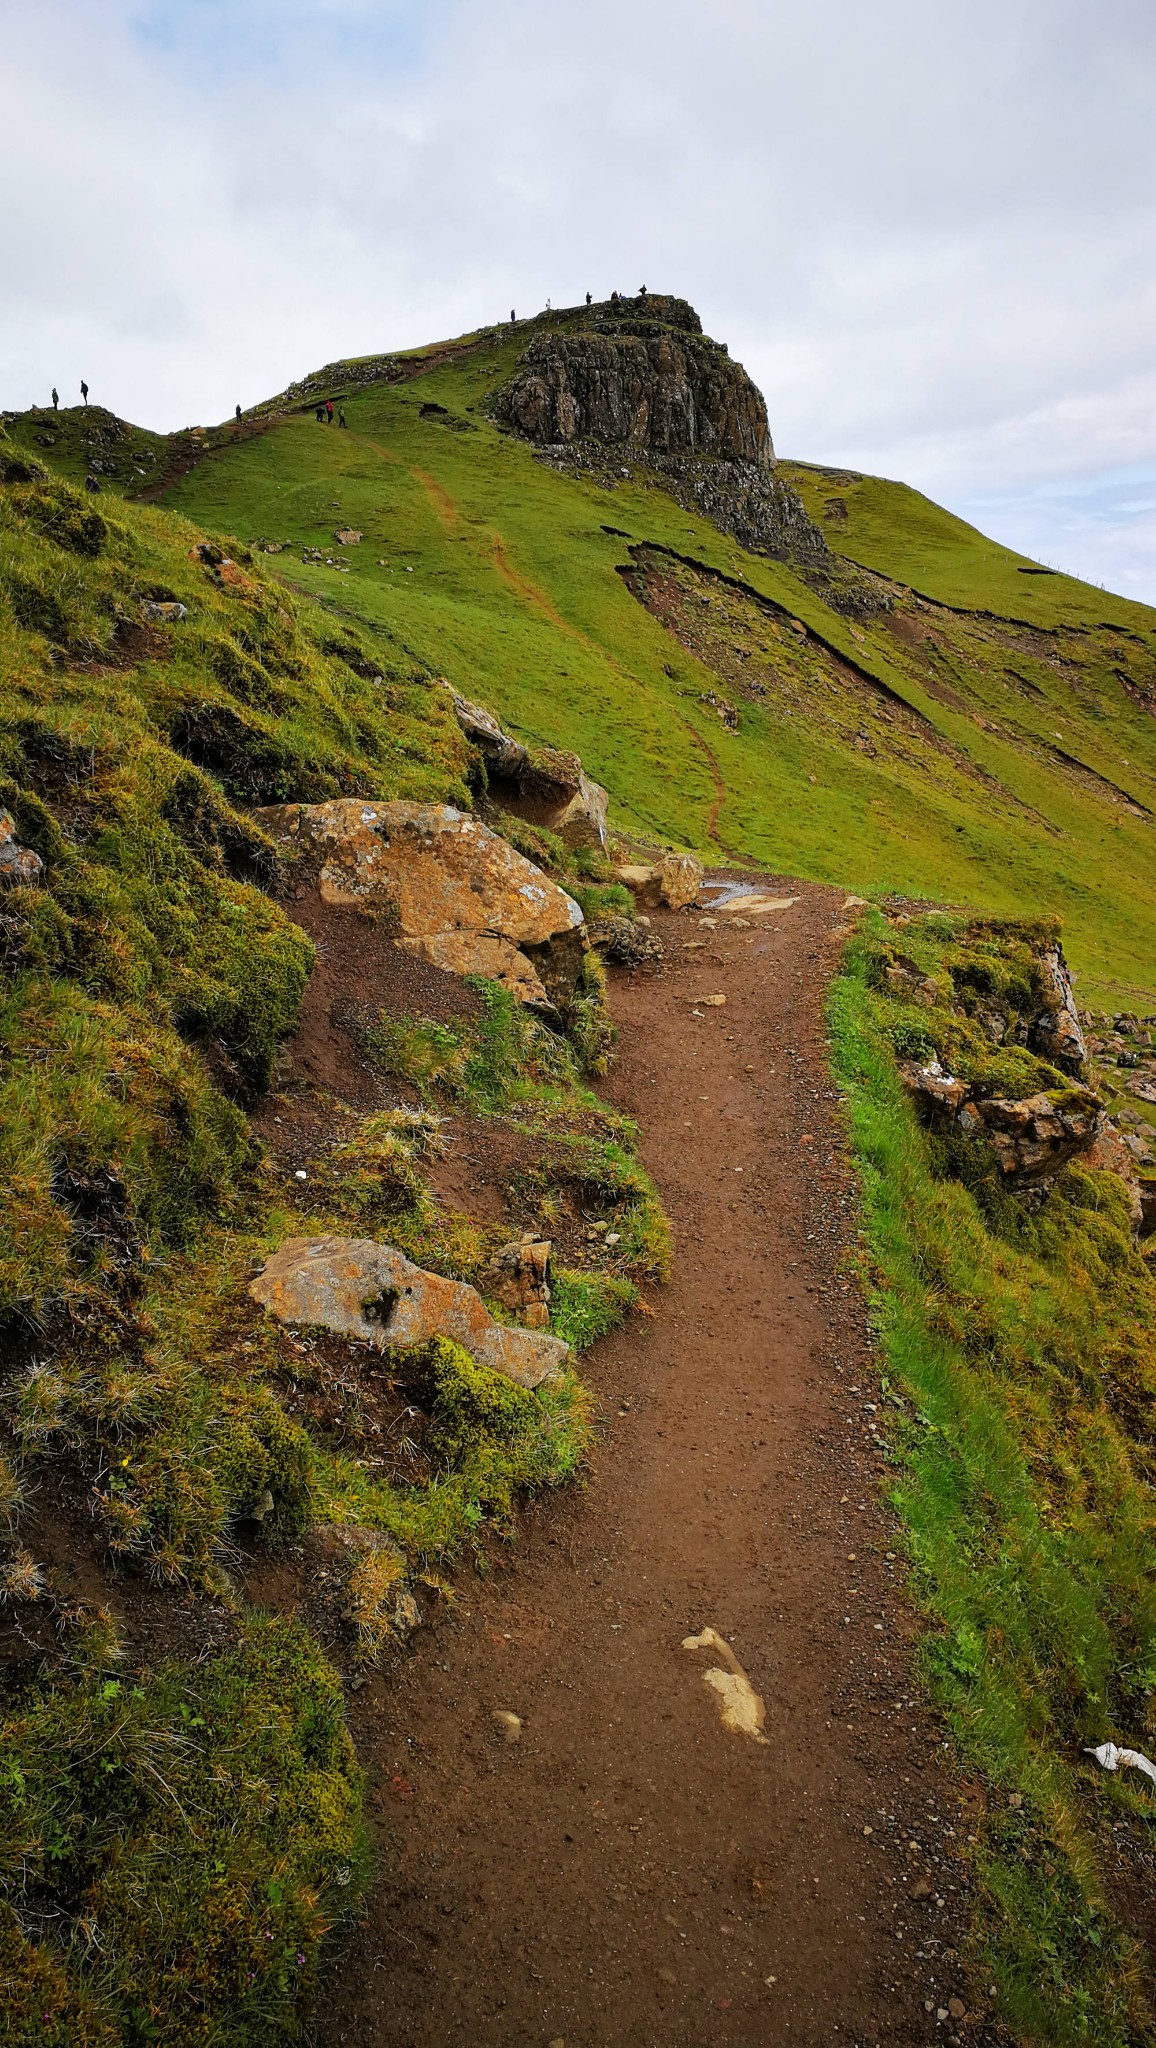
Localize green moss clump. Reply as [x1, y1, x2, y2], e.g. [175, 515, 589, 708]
[830, 907, 1156, 2040]
[0, 1615, 363, 2047]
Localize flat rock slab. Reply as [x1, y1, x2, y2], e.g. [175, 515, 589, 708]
[249, 1235, 569, 1390]
[256, 799, 585, 1005]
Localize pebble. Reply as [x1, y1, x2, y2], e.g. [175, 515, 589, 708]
[492, 1710, 522, 1744]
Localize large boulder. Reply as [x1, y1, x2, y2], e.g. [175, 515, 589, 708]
[1029, 943, 1087, 1074]
[615, 853, 704, 911]
[250, 1235, 569, 1389]
[443, 691, 610, 850]
[255, 799, 586, 1007]
[956, 1090, 1103, 1184]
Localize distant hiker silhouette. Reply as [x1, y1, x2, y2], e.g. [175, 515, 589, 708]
[639, 285, 648, 301]
[325, 398, 333, 423]
[315, 405, 325, 422]
[338, 408, 347, 428]
[51, 387, 59, 410]
[80, 380, 89, 405]
[84, 474, 100, 493]
[235, 404, 242, 422]
[510, 309, 515, 324]
[610, 290, 619, 305]
[585, 291, 592, 306]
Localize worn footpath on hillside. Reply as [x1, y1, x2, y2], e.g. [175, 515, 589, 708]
[316, 881, 994, 2048]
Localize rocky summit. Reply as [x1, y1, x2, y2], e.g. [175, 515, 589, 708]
[495, 301, 772, 465]
[493, 295, 830, 562]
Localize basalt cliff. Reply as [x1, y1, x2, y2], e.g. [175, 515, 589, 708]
[493, 295, 826, 564]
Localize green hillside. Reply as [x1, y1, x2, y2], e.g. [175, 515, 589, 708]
[147, 313, 1156, 1009]
[5, 300, 1156, 2044]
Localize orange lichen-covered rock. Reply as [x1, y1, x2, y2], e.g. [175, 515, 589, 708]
[255, 799, 586, 1005]
[249, 1235, 569, 1389]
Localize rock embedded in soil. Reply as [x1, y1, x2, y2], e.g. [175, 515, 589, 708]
[0, 809, 43, 886]
[1029, 942, 1087, 1074]
[255, 798, 586, 1006]
[615, 852, 704, 911]
[249, 1234, 569, 1388]
[957, 1090, 1103, 1184]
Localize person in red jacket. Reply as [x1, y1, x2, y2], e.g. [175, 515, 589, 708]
[325, 397, 333, 423]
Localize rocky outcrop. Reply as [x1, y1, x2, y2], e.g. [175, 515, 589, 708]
[0, 810, 43, 886]
[1029, 943, 1087, 1074]
[495, 321, 772, 466]
[250, 1235, 569, 1389]
[956, 1091, 1103, 1184]
[492, 299, 830, 565]
[515, 747, 610, 851]
[255, 798, 586, 1007]
[443, 690, 609, 850]
[446, 688, 528, 780]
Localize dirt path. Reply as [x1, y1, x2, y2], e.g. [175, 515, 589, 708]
[318, 881, 983, 2048]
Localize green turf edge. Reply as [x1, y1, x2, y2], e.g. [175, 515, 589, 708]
[827, 917, 1156, 2047]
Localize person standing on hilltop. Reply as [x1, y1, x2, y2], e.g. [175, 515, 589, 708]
[235, 404, 242, 422]
[510, 309, 515, 324]
[51, 387, 59, 410]
[586, 291, 592, 306]
[639, 285, 648, 302]
[80, 380, 89, 405]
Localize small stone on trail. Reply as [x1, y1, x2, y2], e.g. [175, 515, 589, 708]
[948, 1997, 967, 2020]
[492, 1710, 522, 1744]
[700, 994, 727, 1007]
[294, 1169, 308, 1180]
[657, 1967, 677, 1985]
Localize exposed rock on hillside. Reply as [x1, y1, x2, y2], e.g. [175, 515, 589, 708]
[496, 321, 772, 465]
[250, 1235, 568, 1388]
[1029, 943, 1088, 1074]
[444, 688, 609, 849]
[256, 798, 586, 1006]
[492, 298, 829, 565]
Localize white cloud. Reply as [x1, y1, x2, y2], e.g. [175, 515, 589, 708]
[2, 0, 1154, 596]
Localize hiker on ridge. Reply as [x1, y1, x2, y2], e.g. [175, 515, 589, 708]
[235, 404, 242, 422]
[51, 387, 59, 410]
[325, 398, 333, 423]
[510, 309, 515, 324]
[338, 407, 347, 428]
[585, 291, 592, 306]
[80, 380, 89, 405]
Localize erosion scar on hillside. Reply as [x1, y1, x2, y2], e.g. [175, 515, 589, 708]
[320, 883, 978, 2048]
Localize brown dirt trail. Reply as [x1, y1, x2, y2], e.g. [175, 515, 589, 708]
[319, 882, 984, 2048]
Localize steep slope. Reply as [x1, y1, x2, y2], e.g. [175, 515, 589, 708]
[142, 299, 1156, 1010]
[0, 442, 647, 2042]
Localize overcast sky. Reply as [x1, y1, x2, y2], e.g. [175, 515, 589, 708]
[4, 0, 1155, 600]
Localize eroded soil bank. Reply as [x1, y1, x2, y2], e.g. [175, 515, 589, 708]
[315, 881, 989, 2048]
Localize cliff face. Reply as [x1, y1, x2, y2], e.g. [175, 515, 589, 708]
[495, 302, 773, 467]
[492, 298, 837, 564]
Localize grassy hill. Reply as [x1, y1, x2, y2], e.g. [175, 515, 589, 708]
[5, 302, 1156, 2044]
[134, 311, 1156, 1012]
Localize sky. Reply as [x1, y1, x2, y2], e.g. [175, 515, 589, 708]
[3, 0, 1155, 601]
